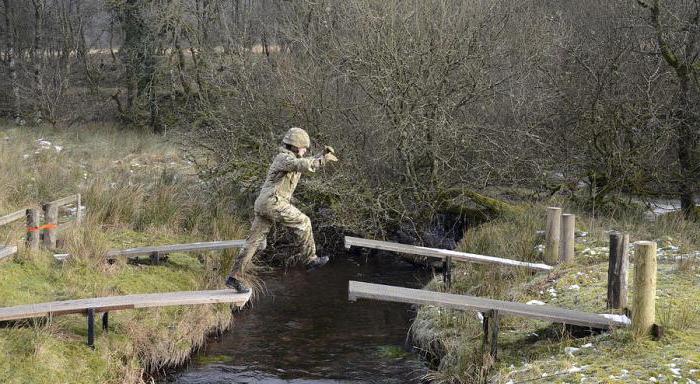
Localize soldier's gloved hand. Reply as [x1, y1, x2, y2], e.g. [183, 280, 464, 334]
[323, 146, 338, 162]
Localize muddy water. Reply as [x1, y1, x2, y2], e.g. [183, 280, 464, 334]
[167, 252, 432, 384]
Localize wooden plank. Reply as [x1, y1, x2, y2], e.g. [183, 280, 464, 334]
[47, 194, 79, 207]
[0, 245, 17, 261]
[106, 240, 246, 259]
[348, 281, 628, 329]
[345, 237, 552, 271]
[0, 289, 252, 322]
[0, 209, 26, 227]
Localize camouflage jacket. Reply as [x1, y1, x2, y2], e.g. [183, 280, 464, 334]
[254, 147, 325, 212]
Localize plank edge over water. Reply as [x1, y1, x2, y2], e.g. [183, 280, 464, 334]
[106, 240, 246, 258]
[345, 236, 552, 271]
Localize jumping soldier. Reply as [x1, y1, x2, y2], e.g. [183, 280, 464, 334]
[225, 127, 338, 293]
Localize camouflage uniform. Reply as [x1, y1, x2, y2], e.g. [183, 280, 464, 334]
[231, 146, 327, 275]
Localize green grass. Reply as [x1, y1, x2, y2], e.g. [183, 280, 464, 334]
[412, 204, 700, 383]
[0, 122, 247, 384]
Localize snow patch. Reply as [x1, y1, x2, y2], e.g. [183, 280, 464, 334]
[600, 313, 631, 325]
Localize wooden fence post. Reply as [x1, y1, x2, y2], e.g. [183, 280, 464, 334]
[26, 208, 40, 250]
[632, 241, 657, 337]
[76, 193, 82, 224]
[42, 203, 58, 249]
[481, 309, 500, 378]
[607, 232, 629, 309]
[559, 214, 575, 263]
[544, 207, 561, 265]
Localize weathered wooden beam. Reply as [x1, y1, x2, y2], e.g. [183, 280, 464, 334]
[42, 203, 59, 249]
[76, 194, 82, 223]
[0, 209, 26, 227]
[482, 309, 500, 361]
[106, 240, 246, 259]
[0, 245, 17, 262]
[0, 289, 252, 322]
[607, 232, 629, 309]
[632, 241, 657, 337]
[348, 281, 627, 329]
[46, 194, 80, 207]
[344, 236, 552, 271]
[25, 208, 41, 251]
[559, 214, 575, 263]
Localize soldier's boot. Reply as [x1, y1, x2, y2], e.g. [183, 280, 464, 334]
[306, 255, 329, 271]
[225, 275, 251, 293]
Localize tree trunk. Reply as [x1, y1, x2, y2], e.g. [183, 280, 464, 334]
[32, 0, 45, 110]
[3, 0, 20, 119]
[677, 75, 697, 220]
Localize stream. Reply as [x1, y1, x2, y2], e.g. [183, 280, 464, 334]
[165, 251, 433, 384]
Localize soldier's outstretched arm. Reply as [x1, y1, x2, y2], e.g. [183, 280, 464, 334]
[274, 150, 337, 173]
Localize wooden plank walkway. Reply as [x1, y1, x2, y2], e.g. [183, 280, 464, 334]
[0, 209, 26, 227]
[0, 289, 251, 322]
[348, 281, 628, 329]
[106, 240, 246, 259]
[0, 245, 17, 261]
[46, 194, 79, 207]
[345, 236, 553, 271]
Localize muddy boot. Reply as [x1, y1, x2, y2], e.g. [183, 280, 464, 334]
[306, 256, 329, 271]
[225, 276, 251, 293]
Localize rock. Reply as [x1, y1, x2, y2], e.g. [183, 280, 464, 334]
[568, 284, 580, 290]
[526, 300, 546, 305]
[564, 347, 580, 356]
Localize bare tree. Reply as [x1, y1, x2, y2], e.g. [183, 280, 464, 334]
[636, 0, 699, 219]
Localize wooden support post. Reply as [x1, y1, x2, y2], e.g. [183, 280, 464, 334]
[26, 208, 41, 250]
[632, 241, 657, 337]
[76, 193, 82, 224]
[607, 232, 629, 309]
[442, 256, 452, 290]
[42, 203, 58, 249]
[559, 214, 575, 264]
[482, 309, 500, 364]
[102, 312, 109, 333]
[150, 251, 162, 265]
[87, 308, 95, 348]
[544, 207, 561, 265]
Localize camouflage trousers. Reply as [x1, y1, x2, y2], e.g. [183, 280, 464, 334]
[231, 203, 317, 275]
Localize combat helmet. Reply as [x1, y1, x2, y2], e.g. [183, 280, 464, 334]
[283, 127, 311, 148]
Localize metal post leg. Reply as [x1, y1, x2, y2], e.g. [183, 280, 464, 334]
[87, 308, 95, 348]
[442, 256, 452, 289]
